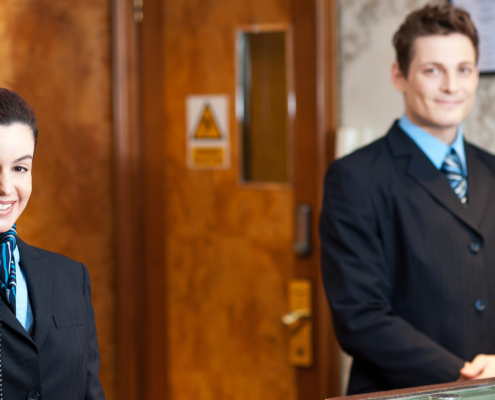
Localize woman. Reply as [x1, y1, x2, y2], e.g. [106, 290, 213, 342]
[0, 88, 105, 399]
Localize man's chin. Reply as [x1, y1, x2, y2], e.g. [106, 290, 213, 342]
[432, 107, 472, 126]
[426, 114, 467, 130]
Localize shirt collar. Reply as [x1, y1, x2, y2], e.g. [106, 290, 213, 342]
[398, 114, 467, 174]
[14, 244, 19, 266]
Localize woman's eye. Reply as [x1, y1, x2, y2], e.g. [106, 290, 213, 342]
[13, 166, 27, 172]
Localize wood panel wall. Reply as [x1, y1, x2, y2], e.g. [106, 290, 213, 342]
[0, 2, 115, 399]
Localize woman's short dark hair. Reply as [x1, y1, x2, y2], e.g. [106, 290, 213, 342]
[393, 4, 479, 77]
[0, 88, 38, 148]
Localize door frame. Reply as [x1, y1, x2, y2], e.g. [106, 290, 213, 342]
[112, 0, 339, 398]
[292, 0, 340, 398]
[112, 0, 167, 399]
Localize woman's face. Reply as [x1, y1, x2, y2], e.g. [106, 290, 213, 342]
[0, 123, 35, 233]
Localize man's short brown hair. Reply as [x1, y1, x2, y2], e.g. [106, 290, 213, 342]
[393, 4, 479, 77]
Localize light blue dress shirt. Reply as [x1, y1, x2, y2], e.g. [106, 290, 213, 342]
[14, 245, 33, 331]
[398, 114, 467, 176]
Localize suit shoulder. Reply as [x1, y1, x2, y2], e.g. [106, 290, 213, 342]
[19, 240, 84, 274]
[35, 246, 81, 266]
[466, 142, 495, 165]
[329, 136, 390, 176]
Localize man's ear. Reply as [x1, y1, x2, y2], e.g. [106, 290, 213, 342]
[391, 61, 407, 92]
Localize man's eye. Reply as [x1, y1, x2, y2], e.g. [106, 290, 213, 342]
[460, 67, 472, 74]
[424, 68, 439, 74]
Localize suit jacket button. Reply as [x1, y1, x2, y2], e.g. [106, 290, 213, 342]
[470, 242, 481, 254]
[475, 300, 486, 312]
[27, 391, 40, 400]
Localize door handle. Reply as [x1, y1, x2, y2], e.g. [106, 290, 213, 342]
[282, 308, 312, 325]
[284, 279, 313, 367]
[294, 203, 311, 257]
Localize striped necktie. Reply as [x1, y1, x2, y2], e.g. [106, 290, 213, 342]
[0, 225, 17, 314]
[441, 149, 468, 205]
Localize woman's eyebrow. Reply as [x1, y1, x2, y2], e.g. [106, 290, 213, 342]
[13, 155, 33, 163]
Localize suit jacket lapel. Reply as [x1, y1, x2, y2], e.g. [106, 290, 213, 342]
[18, 238, 53, 350]
[387, 122, 483, 238]
[0, 291, 34, 344]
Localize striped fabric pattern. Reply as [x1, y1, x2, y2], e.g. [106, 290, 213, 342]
[442, 149, 468, 204]
[0, 224, 17, 314]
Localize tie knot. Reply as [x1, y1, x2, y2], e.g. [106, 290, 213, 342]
[442, 149, 462, 172]
[0, 224, 17, 314]
[441, 149, 467, 204]
[0, 224, 17, 248]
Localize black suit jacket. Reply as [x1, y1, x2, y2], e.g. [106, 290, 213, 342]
[2, 238, 105, 399]
[320, 121, 495, 395]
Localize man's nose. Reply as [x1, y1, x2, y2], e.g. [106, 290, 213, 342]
[442, 69, 459, 93]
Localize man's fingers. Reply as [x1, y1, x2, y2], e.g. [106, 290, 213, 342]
[460, 356, 488, 379]
[473, 356, 495, 380]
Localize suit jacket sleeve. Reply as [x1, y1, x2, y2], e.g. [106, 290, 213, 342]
[82, 263, 106, 399]
[320, 160, 465, 389]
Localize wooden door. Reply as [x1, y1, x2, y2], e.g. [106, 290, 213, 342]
[114, 0, 340, 399]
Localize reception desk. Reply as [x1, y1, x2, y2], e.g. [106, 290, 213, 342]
[328, 378, 495, 400]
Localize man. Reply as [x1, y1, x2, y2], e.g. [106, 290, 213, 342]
[320, 4, 495, 395]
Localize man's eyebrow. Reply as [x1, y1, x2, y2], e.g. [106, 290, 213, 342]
[421, 60, 475, 65]
[14, 155, 33, 163]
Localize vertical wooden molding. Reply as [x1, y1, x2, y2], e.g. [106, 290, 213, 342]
[112, 0, 144, 399]
[316, 0, 340, 398]
[292, 0, 323, 399]
[319, 0, 339, 169]
[293, 0, 340, 398]
[139, 0, 168, 398]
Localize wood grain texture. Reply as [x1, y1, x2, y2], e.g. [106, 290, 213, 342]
[139, 0, 168, 397]
[292, 0, 340, 398]
[112, 0, 144, 399]
[0, 1, 115, 398]
[316, 0, 341, 397]
[163, 0, 297, 399]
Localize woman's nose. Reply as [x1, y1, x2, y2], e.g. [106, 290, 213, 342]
[0, 173, 14, 196]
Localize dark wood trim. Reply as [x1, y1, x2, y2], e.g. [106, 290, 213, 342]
[292, 0, 340, 398]
[139, 0, 168, 398]
[112, 0, 144, 399]
[328, 378, 495, 400]
[319, 0, 339, 169]
[316, 0, 340, 398]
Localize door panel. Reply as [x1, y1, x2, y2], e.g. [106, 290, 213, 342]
[163, 1, 295, 399]
[125, 0, 340, 399]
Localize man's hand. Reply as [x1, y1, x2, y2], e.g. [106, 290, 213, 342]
[459, 355, 495, 381]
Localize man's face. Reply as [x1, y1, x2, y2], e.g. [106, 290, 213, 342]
[392, 33, 478, 142]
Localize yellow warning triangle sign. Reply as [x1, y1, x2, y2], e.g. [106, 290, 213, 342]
[194, 104, 222, 139]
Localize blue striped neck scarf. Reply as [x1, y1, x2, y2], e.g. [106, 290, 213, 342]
[0, 225, 17, 314]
